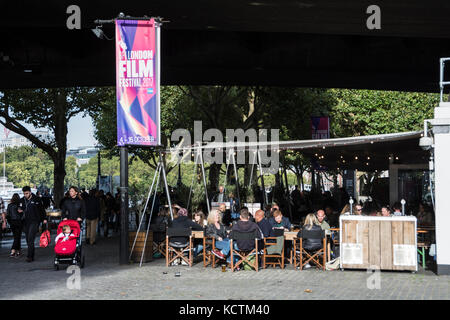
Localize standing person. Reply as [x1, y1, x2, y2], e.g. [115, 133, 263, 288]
[20, 186, 47, 262]
[85, 189, 100, 245]
[0, 196, 5, 242]
[96, 190, 106, 236]
[104, 192, 115, 237]
[3, 194, 23, 257]
[61, 186, 86, 224]
[41, 189, 54, 209]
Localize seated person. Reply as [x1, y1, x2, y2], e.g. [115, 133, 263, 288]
[392, 202, 403, 216]
[297, 213, 324, 252]
[316, 209, 331, 233]
[205, 210, 228, 241]
[416, 202, 434, 226]
[193, 211, 207, 227]
[381, 206, 392, 217]
[55, 225, 77, 243]
[269, 209, 291, 231]
[254, 209, 271, 238]
[168, 207, 203, 264]
[212, 208, 262, 267]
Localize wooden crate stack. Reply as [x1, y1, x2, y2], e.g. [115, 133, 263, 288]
[129, 231, 153, 263]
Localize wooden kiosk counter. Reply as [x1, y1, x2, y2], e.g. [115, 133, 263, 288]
[339, 216, 417, 272]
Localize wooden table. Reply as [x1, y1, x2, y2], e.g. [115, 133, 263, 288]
[192, 230, 204, 239]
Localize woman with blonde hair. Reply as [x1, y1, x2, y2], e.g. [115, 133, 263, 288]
[297, 213, 324, 268]
[303, 213, 321, 230]
[340, 204, 357, 215]
[206, 210, 227, 241]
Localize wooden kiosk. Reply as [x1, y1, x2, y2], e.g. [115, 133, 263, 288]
[339, 215, 418, 272]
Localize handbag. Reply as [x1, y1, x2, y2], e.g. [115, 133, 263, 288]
[40, 228, 51, 248]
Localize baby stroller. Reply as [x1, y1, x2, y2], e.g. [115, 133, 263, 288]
[54, 220, 85, 270]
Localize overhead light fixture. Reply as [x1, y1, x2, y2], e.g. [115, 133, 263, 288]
[91, 26, 113, 40]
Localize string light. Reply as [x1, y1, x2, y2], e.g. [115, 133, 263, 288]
[355, 156, 358, 160]
[367, 156, 370, 160]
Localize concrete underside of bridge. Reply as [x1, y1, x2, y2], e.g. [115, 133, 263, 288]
[1, 1, 450, 91]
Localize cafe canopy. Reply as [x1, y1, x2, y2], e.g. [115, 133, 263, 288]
[170, 131, 428, 172]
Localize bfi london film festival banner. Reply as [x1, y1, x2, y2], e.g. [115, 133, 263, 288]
[311, 117, 330, 139]
[116, 19, 160, 146]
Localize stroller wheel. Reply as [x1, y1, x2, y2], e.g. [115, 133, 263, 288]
[54, 264, 59, 271]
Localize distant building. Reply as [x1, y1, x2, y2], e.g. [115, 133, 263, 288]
[0, 130, 53, 152]
[66, 146, 98, 166]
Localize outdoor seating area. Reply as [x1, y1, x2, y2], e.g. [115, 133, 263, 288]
[129, 203, 436, 273]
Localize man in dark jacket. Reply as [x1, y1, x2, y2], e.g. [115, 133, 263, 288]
[212, 208, 261, 265]
[19, 186, 47, 262]
[85, 189, 100, 245]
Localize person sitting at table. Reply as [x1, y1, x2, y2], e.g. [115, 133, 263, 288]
[391, 202, 404, 216]
[205, 210, 228, 242]
[316, 209, 330, 233]
[269, 209, 291, 231]
[340, 203, 357, 215]
[381, 206, 392, 217]
[212, 208, 262, 269]
[297, 213, 323, 269]
[254, 209, 271, 238]
[168, 207, 203, 264]
[416, 202, 434, 226]
[193, 210, 207, 227]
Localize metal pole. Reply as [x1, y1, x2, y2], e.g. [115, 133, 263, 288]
[140, 165, 162, 267]
[187, 151, 199, 211]
[231, 150, 241, 210]
[119, 146, 129, 265]
[160, 152, 174, 220]
[129, 163, 161, 261]
[97, 148, 101, 191]
[248, 151, 257, 187]
[283, 157, 293, 222]
[258, 150, 268, 206]
[199, 145, 211, 214]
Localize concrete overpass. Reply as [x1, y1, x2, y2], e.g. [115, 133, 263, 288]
[1, 1, 450, 91]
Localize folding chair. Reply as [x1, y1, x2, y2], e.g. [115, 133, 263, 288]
[166, 227, 193, 267]
[230, 229, 259, 272]
[203, 236, 217, 268]
[152, 230, 167, 258]
[262, 228, 285, 269]
[294, 228, 326, 270]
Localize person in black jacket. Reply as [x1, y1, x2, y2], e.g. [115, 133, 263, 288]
[19, 186, 47, 262]
[212, 208, 262, 266]
[168, 207, 202, 265]
[84, 189, 100, 245]
[61, 186, 86, 224]
[4, 193, 23, 257]
[297, 213, 324, 251]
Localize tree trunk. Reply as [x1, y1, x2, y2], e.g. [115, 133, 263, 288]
[53, 91, 68, 208]
[208, 163, 221, 195]
[53, 156, 66, 208]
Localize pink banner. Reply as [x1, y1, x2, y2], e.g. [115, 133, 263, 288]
[116, 19, 159, 146]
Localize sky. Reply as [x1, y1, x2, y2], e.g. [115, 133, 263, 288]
[7, 114, 98, 149]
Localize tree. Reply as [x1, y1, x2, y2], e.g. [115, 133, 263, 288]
[329, 89, 439, 137]
[0, 88, 105, 206]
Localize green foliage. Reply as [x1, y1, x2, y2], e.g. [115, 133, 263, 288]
[329, 89, 439, 137]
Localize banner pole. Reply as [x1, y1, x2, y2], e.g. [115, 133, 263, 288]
[119, 146, 129, 265]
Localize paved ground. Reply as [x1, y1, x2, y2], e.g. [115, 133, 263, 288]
[0, 232, 449, 300]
